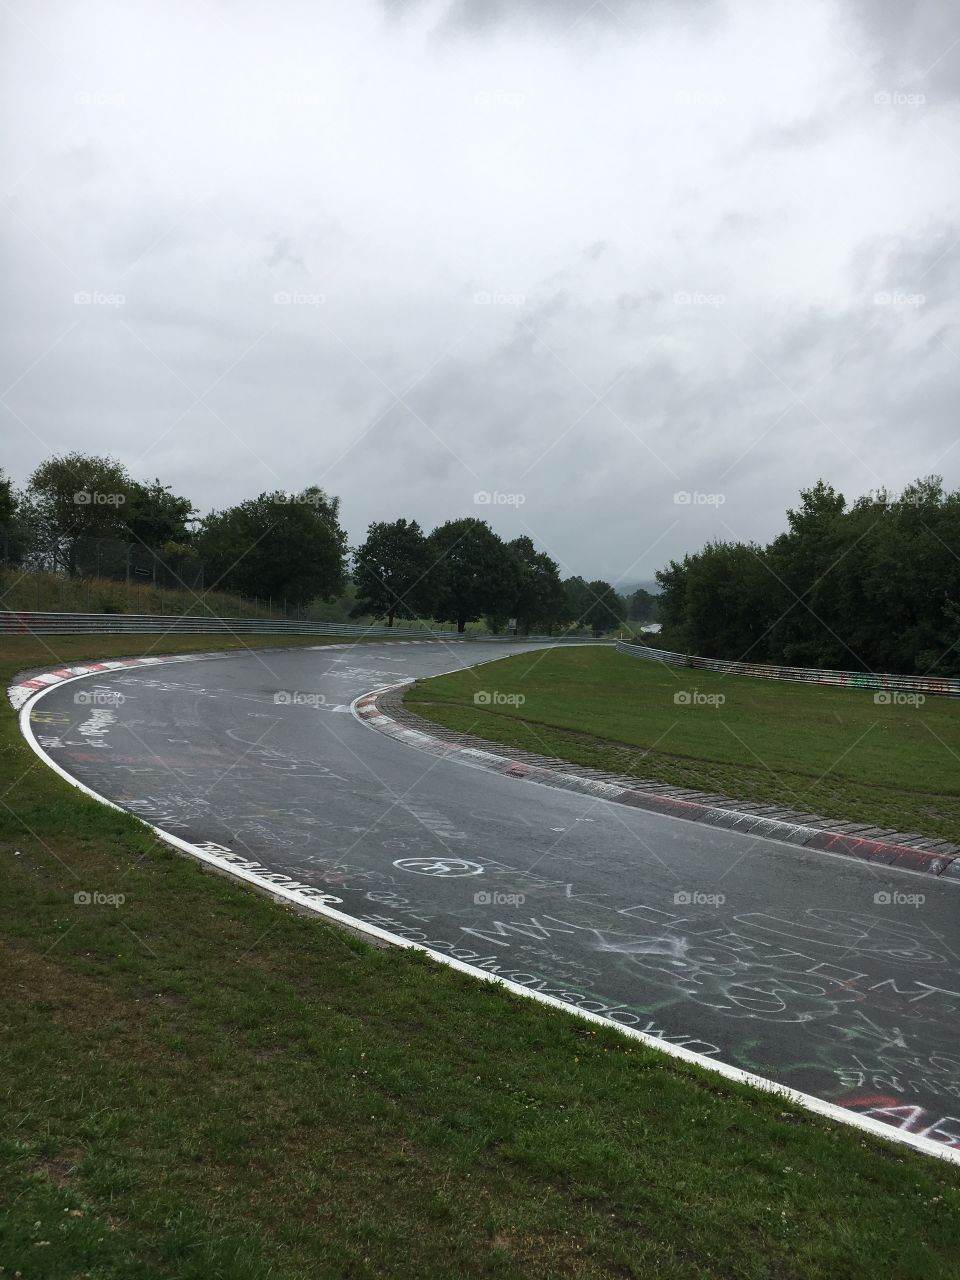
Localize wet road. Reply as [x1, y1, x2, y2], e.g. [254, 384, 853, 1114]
[22, 640, 960, 1150]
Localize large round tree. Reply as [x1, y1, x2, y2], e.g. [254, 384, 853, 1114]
[428, 517, 519, 633]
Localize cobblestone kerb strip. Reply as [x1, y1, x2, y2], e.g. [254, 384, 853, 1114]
[355, 683, 960, 880]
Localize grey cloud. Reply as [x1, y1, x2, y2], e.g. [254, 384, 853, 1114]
[415, 0, 711, 36]
[267, 237, 307, 273]
[2, 0, 959, 583]
[850, 0, 960, 97]
[615, 290, 663, 325]
[751, 109, 847, 153]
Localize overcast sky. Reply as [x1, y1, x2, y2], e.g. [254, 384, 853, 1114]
[2, 0, 958, 584]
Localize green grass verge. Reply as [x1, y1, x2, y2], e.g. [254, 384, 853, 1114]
[0, 569, 293, 620]
[0, 629, 397, 676]
[2, 635, 960, 1278]
[1, 567, 584, 637]
[405, 646, 960, 844]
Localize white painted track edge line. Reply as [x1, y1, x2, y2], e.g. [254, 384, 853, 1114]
[9, 654, 959, 1165]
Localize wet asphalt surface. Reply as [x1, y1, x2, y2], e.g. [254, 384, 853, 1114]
[25, 640, 960, 1149]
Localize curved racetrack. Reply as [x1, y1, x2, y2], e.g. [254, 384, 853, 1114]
[18, 640, 960, 1153]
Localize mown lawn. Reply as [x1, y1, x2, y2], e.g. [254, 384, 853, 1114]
[405, 646, 960, 843]
[2, 633, 960, 1278]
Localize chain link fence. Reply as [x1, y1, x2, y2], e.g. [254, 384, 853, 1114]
[1, 533, 206, 591]
[0, 533, 337, 621]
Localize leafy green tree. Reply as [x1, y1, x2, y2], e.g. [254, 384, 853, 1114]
[507, 536, 566, 634]
[626, 587, 659, 624]
[653, 559, 689, 648]
[0, 468, 15, 531]
[126, 479, 196, 551]
[27, 452, 133, 572]
[562, 575, 593, 629]
[199, 487, 347, 605]
[428, 518, 518, 633]
[680, 542, 772, 660]
[0, 467, 26, 568]
[581, 580, 627, 637]
[559, 575, 626, 634]
[839, 478, 960, 674]
[765, 481, 849, 666]
[654, 475, 960, 675]
[351, 518, 439, 626]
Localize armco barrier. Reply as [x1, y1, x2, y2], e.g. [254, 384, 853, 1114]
[616, 639, 960, 699]
[0, 610, 600, 643]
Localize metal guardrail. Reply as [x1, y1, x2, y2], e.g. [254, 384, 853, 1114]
[616, 639, 960, 698]
[0, 610, 602, 643]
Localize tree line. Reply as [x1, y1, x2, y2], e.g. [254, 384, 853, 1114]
[0, 452, 655, 635]
[351, 518, 635, 634]
[656, 477, 960, 675]
[10, 453, 949, 671]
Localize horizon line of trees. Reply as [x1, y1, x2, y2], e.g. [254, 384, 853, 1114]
[0, 452, 657, 636]
[7, 453, 953, 671]
[656, 476, 960, 676]
[350, 517, 638, 635]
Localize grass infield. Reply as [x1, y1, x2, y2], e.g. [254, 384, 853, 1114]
[405, 645, 960, 845]
[2, 634, 960, 1278]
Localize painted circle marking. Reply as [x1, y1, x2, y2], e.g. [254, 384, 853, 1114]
[393, 857, 484, 877]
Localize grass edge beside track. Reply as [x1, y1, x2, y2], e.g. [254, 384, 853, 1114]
[2, 634, 960, 1279]
[403, 646, 960, 846]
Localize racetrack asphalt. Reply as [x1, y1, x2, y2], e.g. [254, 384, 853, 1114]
[19, 639, 960, 1151]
